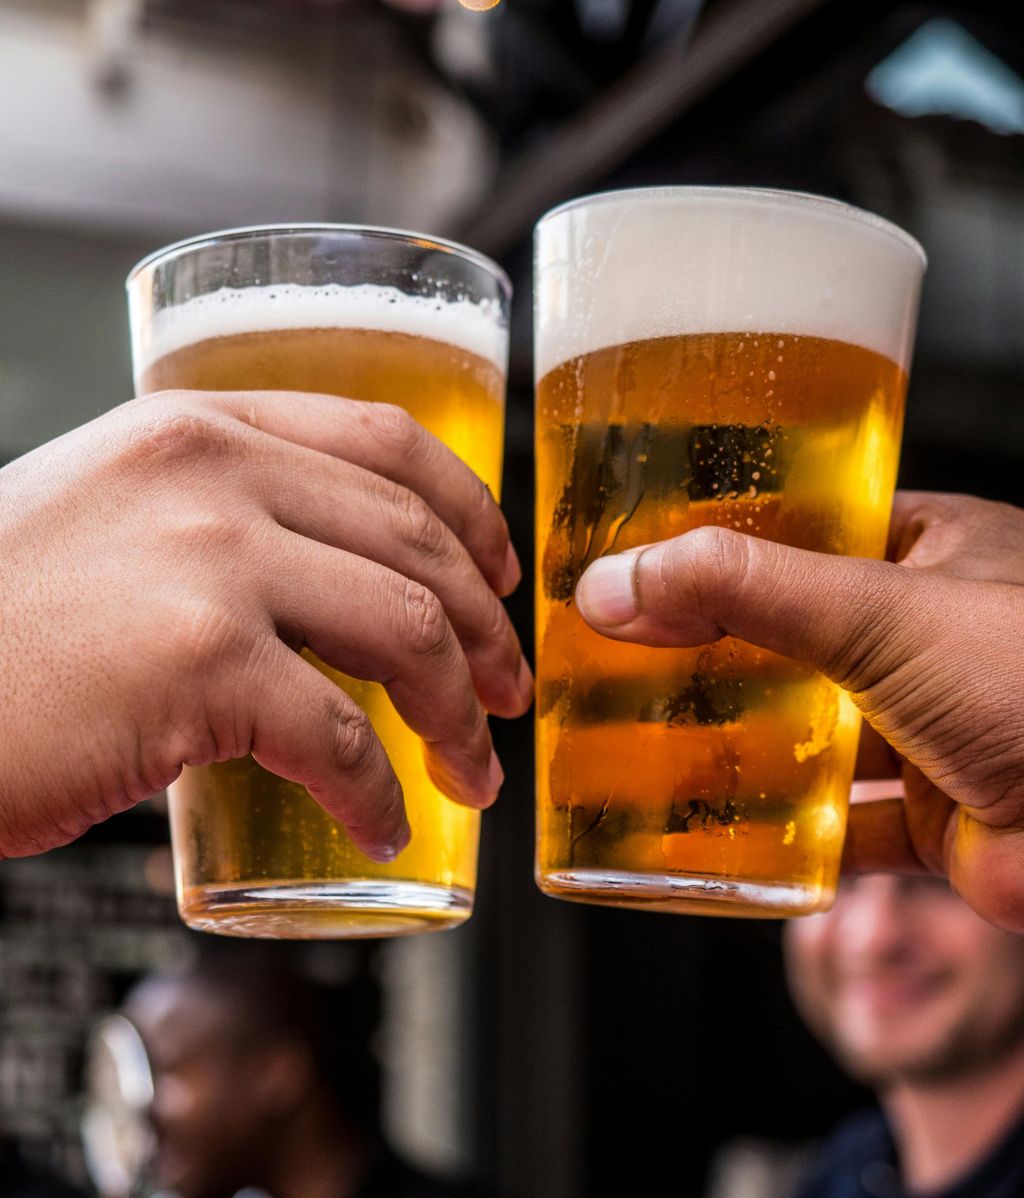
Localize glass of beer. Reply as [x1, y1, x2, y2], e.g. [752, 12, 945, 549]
[127, 226, 509, 938]
[534, 187, 925, 917]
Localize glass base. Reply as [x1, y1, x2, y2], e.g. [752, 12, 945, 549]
[537, 868, 830, 918]
[178, 880, 474, 939]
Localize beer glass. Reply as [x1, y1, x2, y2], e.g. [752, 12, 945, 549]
[128, 226, 509, 938]
[534, 187, 924, 917]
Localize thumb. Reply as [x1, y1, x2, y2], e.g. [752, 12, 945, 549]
[574, 526, 933, 694]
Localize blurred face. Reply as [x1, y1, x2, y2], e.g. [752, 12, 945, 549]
[785, 875, 1024, 1087]
[126, 979, 297, 1198]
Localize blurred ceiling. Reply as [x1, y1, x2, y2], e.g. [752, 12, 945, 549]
[0, 0, 1021, 463]
[0, 0, 495, 237]
[4, 0, 1019, 247]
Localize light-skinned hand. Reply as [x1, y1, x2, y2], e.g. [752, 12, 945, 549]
[0, 390, 531, 862]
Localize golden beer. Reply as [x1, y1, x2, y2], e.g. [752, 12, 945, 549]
[129, 231, 509, 938]
[534, 189, 924, 917]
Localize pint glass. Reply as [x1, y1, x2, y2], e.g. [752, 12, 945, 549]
[534, 188, 924, 917]
[128, 226, 509, 937]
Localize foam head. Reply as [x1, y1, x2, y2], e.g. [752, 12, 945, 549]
[534, 187, 925, 379]
[134, 283, 508, 384]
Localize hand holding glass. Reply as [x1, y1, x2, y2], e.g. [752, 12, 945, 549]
[129, 226, 512, 938]
[534, 187, 925, 917]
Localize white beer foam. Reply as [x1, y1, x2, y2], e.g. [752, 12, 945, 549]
[534, 189, 925, 379]
[137, 283, 508, 377]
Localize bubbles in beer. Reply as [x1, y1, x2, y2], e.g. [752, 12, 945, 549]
[535, 329, 907, 916]
[533, 189, 921, 917]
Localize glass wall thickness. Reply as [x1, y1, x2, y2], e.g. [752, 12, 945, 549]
[128, 226, 510, 938]
[534, 188, 924, 917]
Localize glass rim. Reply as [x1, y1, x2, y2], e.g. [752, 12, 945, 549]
[536, 185, 926, 267]
[126, 222, 512, 297]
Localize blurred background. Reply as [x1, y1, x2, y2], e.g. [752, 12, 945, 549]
[0, 0, 1022, 1195]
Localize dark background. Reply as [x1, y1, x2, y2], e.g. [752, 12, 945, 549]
[476, 4, 1023, 1193]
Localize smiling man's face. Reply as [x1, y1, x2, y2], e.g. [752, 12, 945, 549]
[785, 875, 1024, 1086]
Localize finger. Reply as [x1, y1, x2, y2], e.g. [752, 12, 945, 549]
[843, 789, 1024, 932]
[901, 767, 960, 874]
[240, 429, 531, 717]
[841, 772, 956, 878]
[182, 390, 521, 596]
[854, 722, 902, 780]
[888, 491, 1024, 582]
[886, 491, 942, 562]
[841, 798, 927, 875]
[573, 526, 938, 693]
[948, 817, 1024, 935]
[248, 642, 409, 862]
[267, 532, 501, 811]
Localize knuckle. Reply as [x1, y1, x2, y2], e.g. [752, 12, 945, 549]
[169, 596, 250, 678]
[328, 703, 378, 780]
[394, 488, 448, 561]
[644, 525, 759, 644]
[701, 524, 752, 583]
[665, 525, 749, 604]
[399, 580, 452, 660]
[125, 408, 235, 469]
[367, 402, 422, 454]
[171, 506, 253, 558]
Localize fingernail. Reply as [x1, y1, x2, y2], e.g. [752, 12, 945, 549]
[575, 554, 639, 627]
[488, 749, 505, 796]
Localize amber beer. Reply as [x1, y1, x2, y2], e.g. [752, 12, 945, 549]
[534, 188, 925, 917]
[129, 229, 509, 937]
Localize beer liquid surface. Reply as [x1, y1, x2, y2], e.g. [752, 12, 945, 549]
[535, 331, 906, 917]
[143, 323, 504, 937]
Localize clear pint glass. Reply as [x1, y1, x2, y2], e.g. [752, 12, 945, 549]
[534, 187, 924, 917]
[128, 226, 509, 938]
